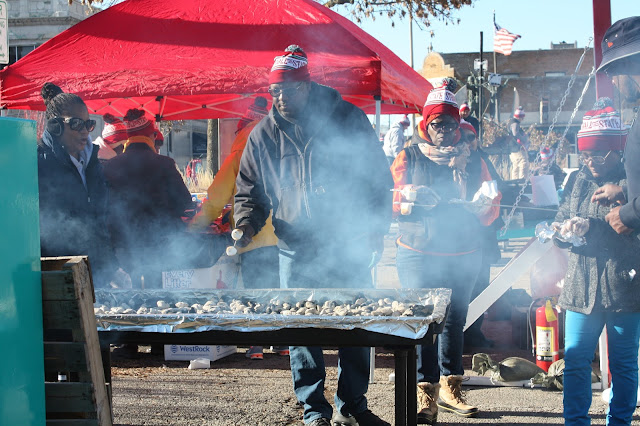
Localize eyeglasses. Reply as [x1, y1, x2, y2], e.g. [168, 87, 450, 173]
[62, 117, 96, 132]
[268, 82, 304, 98]
[579, 151, 612, 165]
[429, 121, 458, 133]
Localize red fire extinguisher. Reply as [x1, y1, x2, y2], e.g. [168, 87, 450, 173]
[216, 270, 227, 289]
[535, 299, 560, 372]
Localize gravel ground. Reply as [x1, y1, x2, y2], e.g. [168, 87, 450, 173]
[110, 346, 640, 426]
[107, 233, 640, 425]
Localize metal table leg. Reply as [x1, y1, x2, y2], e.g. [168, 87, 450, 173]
[407, 346, 417, 426]
[394, 348, 408, 426]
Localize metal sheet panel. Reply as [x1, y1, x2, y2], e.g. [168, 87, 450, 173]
[0, 117, 45, 424]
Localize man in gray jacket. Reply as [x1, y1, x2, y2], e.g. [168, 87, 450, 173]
[234, 45, 392, 426]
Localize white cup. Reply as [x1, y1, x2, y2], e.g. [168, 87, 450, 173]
[400, 202, 413, 215]
[401, 186, 418, 201]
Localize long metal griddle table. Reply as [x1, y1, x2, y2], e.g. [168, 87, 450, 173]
[99, 324, 444, 426]
[96, 288, 450, 426]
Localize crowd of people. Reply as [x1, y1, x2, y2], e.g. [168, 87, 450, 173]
[34, 15, 640, 426]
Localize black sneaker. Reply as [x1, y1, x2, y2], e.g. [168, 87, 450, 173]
[353, 410, 390, 426]
[308, 418, 332, 426]
[332, 413, 357, 425]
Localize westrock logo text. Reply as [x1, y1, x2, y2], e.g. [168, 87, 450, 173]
[170, 345, 211, 354]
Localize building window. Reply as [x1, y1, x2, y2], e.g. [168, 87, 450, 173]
[545, 71, 566, 77]
[502, 73, 520, 79]
[7, 45, 39, 65]
[192, 132, 207, 157]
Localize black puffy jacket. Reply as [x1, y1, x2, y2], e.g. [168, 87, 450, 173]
[38, 130, 115, 284]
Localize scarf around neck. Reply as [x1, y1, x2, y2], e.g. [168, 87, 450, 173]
[123, 135, 156, 153]
[417, 142, 470, 198]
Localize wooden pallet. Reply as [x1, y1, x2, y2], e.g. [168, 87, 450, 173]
[42, 256, 112, 426]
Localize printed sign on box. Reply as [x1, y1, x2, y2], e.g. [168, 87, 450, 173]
[162, 254, 241, 289]
[164, 344, 237, 361]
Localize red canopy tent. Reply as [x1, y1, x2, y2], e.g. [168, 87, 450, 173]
[0, 0, 431, 120]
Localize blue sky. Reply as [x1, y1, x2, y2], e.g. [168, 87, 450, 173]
[333, 0, 638, 68]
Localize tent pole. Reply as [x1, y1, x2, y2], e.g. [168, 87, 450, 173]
[592, 0, 613, 99]
[375, 96, 381, 142]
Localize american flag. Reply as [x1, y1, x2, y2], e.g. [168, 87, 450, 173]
[494, 20, 521, 56]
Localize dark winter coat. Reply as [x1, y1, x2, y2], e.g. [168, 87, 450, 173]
[37, 130, 115, 283]
[620, 118, 640, 230]
[102, 142, 192, 251]
[555, 165, 640, 314]
[234, 82, 392, 252]
[395, 144, 484, 254]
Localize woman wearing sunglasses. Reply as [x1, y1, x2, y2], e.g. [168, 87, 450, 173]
[390, 79, 501, 424]
[553, 98, 640, 425]
[38, 82, 121, 288]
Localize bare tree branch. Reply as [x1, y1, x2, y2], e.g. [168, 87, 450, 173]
[321, 0, 473, 28]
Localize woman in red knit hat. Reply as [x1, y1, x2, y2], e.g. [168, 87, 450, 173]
[554, 98, 640, 426]
[390, 78, 501, 424]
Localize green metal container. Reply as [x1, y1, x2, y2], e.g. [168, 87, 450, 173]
[0, 117, 45, 424]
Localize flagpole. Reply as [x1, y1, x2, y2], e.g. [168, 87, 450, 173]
[479, 31, 484, 144]
[409, 13, 416, 131]
[493, 10, 499, 122]
[493, 11, 498, 74]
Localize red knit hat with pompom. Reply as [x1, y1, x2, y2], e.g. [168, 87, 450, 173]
[123, 109, 154, 139]
[422, 78, 460, 127]
[102, 113, 128, 146]
[577, 98, 627, 151]
[269, 45, 311, 85]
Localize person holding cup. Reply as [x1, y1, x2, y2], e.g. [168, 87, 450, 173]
[390, 79, 501, 424]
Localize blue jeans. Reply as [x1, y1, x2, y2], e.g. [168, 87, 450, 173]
[563, 310, 640, 426]
[396, 246, 482, 383]
[279, 247, 372, 423]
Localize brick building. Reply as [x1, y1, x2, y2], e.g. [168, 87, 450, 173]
[420, 45, 602, 152]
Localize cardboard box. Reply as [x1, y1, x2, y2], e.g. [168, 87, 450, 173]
[164, 344, 237, 361]
[190, 192, 208, 204]
[162, 254, 241, 289]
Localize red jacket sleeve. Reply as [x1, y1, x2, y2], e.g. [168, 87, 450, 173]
[390, 150, 410, 218]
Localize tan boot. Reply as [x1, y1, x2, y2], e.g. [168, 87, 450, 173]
[437, 375, 478, 417]
[417, 382, 440, 424]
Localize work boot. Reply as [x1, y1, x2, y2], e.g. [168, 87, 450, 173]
[437, 375, 478, 417]
[417, 382, 440, 425]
